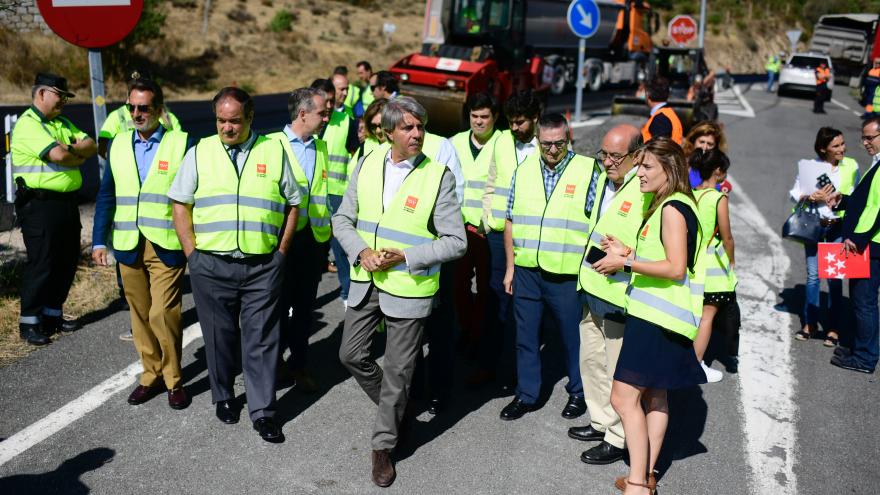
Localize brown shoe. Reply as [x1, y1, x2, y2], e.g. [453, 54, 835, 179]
[371, 449, 396, 487]
[168, 387, 191, 410]
[127, 384, 164, 405]
[615, 473, 657, 492]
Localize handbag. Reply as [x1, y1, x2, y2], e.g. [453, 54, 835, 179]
[782, 199, 822, 243]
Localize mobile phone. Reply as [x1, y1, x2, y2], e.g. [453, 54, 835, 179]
[586, 246, 606, 264]
[816, 173, 835, 191]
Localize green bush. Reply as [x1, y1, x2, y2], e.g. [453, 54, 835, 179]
[269, 10, 294, 32]
[707, 13, 722, 25]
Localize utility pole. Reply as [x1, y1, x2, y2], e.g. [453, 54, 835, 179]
[698, 0, 706, 48]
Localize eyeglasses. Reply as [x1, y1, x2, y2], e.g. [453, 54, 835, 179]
[539, 140, 567, 150]
[861, 133, 880, 142]
[597, 150, 629, 164]
[126, 103, 152, 113]
[45, 89, 69, 102]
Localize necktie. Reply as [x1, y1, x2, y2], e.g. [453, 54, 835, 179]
[585, 164, 600, 216]
[229, 145, 240, 164]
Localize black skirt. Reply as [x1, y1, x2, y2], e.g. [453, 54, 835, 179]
[614, 316, 707, 389]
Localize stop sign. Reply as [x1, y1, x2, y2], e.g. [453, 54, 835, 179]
[668, 15, 698, 46]
[36, 0, 144, 49]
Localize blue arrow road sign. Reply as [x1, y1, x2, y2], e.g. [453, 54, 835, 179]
[567, 0, 600, 39]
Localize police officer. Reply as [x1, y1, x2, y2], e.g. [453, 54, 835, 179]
[169, 87, 301, 443]
[642, 77, 683, 145]
[11, 73, 97, 345]
[500, 113, 597, 421]
[91, 78, 192, 409]
[268, 87, 332, 392]
[814, 61, 831, 114]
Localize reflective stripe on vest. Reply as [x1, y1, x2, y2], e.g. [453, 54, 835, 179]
[110, 129, 188, 250]
[510, 153, 595, 275]
[10, 108, 82, 192]
[192, 135, 287, 254]
[578, 171, 652, 306]
[350, 145, 445, 298]
[324, 111, 351, 195]
[486, 130, 529, 231]
[694, 188, 738, 293]
[268, 131, 331, 243]
[641, 106, 683, 145]
[451, 129, 498, 227]
[625, 193, 704, 340]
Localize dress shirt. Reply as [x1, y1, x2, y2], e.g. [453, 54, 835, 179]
[599, 167, 638, 216]
[282, 124, 317, 186]
[436, 137, 464, 204]
[383, 149, 416, 210]
[515, 136, 538, 164]
[650, 102, 666, 116]
[133, 125, 165, 183]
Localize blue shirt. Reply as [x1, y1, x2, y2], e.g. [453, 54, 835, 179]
[133, 125, 165, 183]
[283, 125, 316, 186]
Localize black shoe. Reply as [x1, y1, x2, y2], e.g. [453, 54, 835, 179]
[561, 395, 587, 419]
[253, 417, 284, 443]
[427, 395, 447, 415]
[833, 346, 852, 358]
[499, 398, 535, 421]
[215, 400, 240, 424]
[42, 315, 81, 334]
[830, 354, 875, 374]
[19, 323, 50, 346]
[580, 441, 626, 465]
[568, 424, 604, 442]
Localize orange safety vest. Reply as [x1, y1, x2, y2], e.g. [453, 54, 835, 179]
[815, 67, 831, 84]
[869, 67, 880, 78]
[641, 106, 683, 145]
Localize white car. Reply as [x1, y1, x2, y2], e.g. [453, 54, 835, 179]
[778, 53, 834, 98]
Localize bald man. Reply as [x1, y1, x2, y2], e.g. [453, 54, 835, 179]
[569, 125, 645, 465]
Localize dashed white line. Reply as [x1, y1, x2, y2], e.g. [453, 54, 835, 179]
[0, 323, 204, 467]
[830, 98, 850, 111]
[728, 176, 798, 494]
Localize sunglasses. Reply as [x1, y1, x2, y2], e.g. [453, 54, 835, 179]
[45, 89, 69, 102]
[126, 103, 153, 113]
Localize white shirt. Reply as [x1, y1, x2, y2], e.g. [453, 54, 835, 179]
[435, 137, 464, 205]
[789, 161, 859, 220]
[515, 136, 538, 164]
[383, 150, 416, 210]
[650, 102, 666, 116]
[599, 166, 639, 216]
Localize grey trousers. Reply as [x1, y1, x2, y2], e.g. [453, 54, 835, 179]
[189, 250, 285, 421]
[339, 285, 425, 450]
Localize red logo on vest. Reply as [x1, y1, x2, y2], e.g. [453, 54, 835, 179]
[256, 163, 267, 177]
[404, 195, 419, 213]
[640, 224, 650, 238]
[619, 201, 632, 214]
[157, 160, 169, 174]
[565, 184, 576, 194]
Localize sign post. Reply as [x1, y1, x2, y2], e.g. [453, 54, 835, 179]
[668, 15, 698, 46]
[566, 0, 601, 123]
[36, 0, 144, 176]
[785, 30, 802, 57]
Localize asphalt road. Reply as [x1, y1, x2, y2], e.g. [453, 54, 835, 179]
[0, 84, 878, 494]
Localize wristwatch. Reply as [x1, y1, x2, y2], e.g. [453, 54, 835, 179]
[623, 258, 632, 274]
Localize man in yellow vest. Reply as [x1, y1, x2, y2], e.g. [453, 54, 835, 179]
[765, 53, 781, 92]
[269, 87, 332, 392]
[169, 87, 302, 442]
[331, 70, 356, 119]
[500, 113, 598, 422]
[354, 60, 375, 118]
[312, 78, 359, 307]
[11, 73, 97, 345]
[827, 116, 880, 374]
[642, 77, 683, 145]
[568, 124, 644, 465]
[468, 90, 542, 387]
[91, 78, 192, 409]
[333, 97, 466, 487]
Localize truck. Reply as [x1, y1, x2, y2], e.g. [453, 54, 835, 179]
[809, 13, 880, 86]
[389, 0, 658, 134]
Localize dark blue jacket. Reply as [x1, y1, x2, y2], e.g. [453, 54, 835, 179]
[92, 135, 194, 267]
[839, 160, 880, 258]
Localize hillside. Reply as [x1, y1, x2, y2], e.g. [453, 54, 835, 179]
[1, 0, 874, 105]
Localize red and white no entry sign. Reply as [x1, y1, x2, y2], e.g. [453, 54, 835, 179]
[36, 0, 144, 49]
[667, 15, 698, 46]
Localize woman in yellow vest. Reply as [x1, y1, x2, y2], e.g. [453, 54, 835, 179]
[591, 138, 706, 494]
[789, 127, 859, 346]
[691, 148, 737, 383]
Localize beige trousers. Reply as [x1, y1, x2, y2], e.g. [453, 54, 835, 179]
[119, 240, 185, 389]
[579, 305, 626, 449]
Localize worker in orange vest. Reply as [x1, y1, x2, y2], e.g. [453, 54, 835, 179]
[641, 77, 683, 144]
[863, 58, 880, 116]
[814, 62, 831, 114]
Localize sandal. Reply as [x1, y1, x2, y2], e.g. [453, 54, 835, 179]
[824, 333, 839, 347]
[795, 330, 811, 341]
[616, 473, 657, 492]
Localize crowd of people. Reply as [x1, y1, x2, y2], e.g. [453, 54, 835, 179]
[9, 59, 879, 493]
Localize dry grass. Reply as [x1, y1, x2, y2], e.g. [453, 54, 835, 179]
[0, 252, 118, 368]
[0, 0, 424, 104]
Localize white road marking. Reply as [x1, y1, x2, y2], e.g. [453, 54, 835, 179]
[718, 85, 756, 118]
[727, 176, 798, 494]
[0, 323, 203, 467]
[830, 98, 850, 111]
[571, 114, 609, 128]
